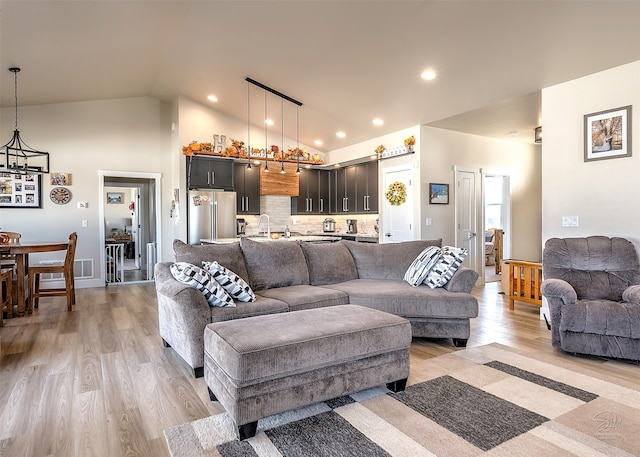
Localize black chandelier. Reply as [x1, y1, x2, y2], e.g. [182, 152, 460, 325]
[245, 77, 302, 174]
[1, 67, 50, 174]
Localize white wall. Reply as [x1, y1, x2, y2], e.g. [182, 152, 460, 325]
[420, 126, 542, 260]
[541, 60, 640, 247]
[0, 96, 173, 287]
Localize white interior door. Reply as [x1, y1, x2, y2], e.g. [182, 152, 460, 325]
[455, 167, 480, 274]
[381, 166, 413, 243]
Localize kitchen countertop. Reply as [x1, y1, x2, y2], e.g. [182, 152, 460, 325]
[201, 233, 379, 244]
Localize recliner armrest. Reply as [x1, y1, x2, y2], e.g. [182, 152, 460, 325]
[541, 278, 577, 305]
[443, 267, 479, 293]
[622, 284, 640, 305]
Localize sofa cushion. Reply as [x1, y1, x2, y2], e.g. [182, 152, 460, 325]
[173, 239, 250, 284]
[404, 245, 442, 286]
[170, 262, 235, 308]
[424, 246, 468, 289]
[240, 237, 309, 291]
[202, 261, 256, 302]
[343, 239, 442, 280]
[323, 279, 478, 319]
[300, 241, 358, 285]
[257, 285, 349, 312]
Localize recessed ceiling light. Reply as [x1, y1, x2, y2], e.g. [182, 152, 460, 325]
[336, 131, 346, 138]
[508, 131, 519, 137]
[265, 119, 274, 126]
[207, 95, 218, 102]
[314, 140, 323, 146]
[420, 70, 437, 81]
[372, 118, 384, 126]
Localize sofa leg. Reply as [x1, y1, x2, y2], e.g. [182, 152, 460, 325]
[193, 366, 204, 378]
[208, 387, 217, 402]
[238, 421, 258, 440]
[452, 338, 468, 348]
[387, 378, 408, 393]
[162, 338, 171, 348]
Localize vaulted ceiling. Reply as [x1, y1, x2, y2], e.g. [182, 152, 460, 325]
[1, 1, 639, 151]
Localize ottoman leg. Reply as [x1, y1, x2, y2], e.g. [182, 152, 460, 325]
[239, 421, 258, 440]
[208, 387, 217, 402]
[387, 378, 408, 393]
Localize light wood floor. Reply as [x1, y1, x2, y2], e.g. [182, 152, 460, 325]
[1, 281, 637, 457]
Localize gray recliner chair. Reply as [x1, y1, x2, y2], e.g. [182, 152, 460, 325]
[541, 236, 640, 362]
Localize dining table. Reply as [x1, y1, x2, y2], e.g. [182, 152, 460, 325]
[1, 240, 69, 317]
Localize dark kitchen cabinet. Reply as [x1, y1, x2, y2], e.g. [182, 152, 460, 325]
[296, 168, 330, 214]
[187, 156, 233, 190]
[233, 163, 260, 214]
[355, 161, 378, 213]
[334, 166, 357, 213]
[329, 161, 378, 214]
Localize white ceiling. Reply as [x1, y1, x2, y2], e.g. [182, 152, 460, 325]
[1, 1, 639, 152]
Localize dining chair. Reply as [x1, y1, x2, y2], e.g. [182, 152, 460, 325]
[1, 267, 12, 326]
[0, 231, 22, 275]
[28, 232, 77, 312]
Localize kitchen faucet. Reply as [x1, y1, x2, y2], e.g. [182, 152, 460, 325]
[258, 214, 270, 238]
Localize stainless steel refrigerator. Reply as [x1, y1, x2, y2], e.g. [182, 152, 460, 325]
[187, 190, 237, 244]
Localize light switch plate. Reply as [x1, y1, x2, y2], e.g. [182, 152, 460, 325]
[562, 216, 579, 227]
[77, 201, 88, 209]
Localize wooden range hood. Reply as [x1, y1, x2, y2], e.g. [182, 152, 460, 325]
[259, 162, 300, 196]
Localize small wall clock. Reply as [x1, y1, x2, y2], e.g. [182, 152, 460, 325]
[50, 187, 72, 205]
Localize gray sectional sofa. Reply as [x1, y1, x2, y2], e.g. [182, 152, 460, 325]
[154, 238, 479, 377]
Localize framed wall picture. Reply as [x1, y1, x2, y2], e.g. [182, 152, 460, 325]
[429, 183, 449, 205]
[106, 192, 124, 204]
[0, 173, 42, 208]
[50, 172, 71, 186]
[584, 105, 632, 162]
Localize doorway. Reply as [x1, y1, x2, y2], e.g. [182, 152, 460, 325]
[483, 174, 511, 283]
[381, 165, 414, 243]
[99, 171, 162, 285]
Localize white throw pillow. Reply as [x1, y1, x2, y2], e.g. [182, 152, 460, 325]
[170, 262, 235, 307]
[404, 246, 442, 286]
[424, 246, 468, 289]
[202, 261, 256, 302]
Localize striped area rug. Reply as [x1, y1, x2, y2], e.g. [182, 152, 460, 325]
[164, 343, 640, 456]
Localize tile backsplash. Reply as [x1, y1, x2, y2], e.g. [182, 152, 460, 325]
[240, 195, 379, 236]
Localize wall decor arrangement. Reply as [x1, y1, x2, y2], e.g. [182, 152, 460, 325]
[106, 192, 124, 204]
[0, 173, 42, 208]
[50, 172, 71, 186]
[584, 105, 632, 162]
[429, 183, 449, 205]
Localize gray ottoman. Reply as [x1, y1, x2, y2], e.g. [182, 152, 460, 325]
[204, 304, 411, 439]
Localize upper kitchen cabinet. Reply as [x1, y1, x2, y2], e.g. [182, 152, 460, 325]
[334, 166, 357, 213]
[355, 161, 378, 213]
[297, 168, 331, 214]
[187, 155, 234, 190]
[233, 163, 260, 214]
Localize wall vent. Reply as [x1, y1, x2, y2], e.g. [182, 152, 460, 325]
[37, 259, 93, 281]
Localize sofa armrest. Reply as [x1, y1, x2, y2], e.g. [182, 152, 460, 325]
[622, 284, 640, 305]
[443, 267, 479, 293]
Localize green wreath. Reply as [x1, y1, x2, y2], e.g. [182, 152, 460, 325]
[385, 181, 407, 206]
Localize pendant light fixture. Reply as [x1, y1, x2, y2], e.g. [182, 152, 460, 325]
[246, 80, 252, 170]
[245, 77, 302, 176]
[263, 89, 269, 173]
[280, 98, 285, 174]
[296, 105, 301, 174]
[1, 67, 50, 174]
